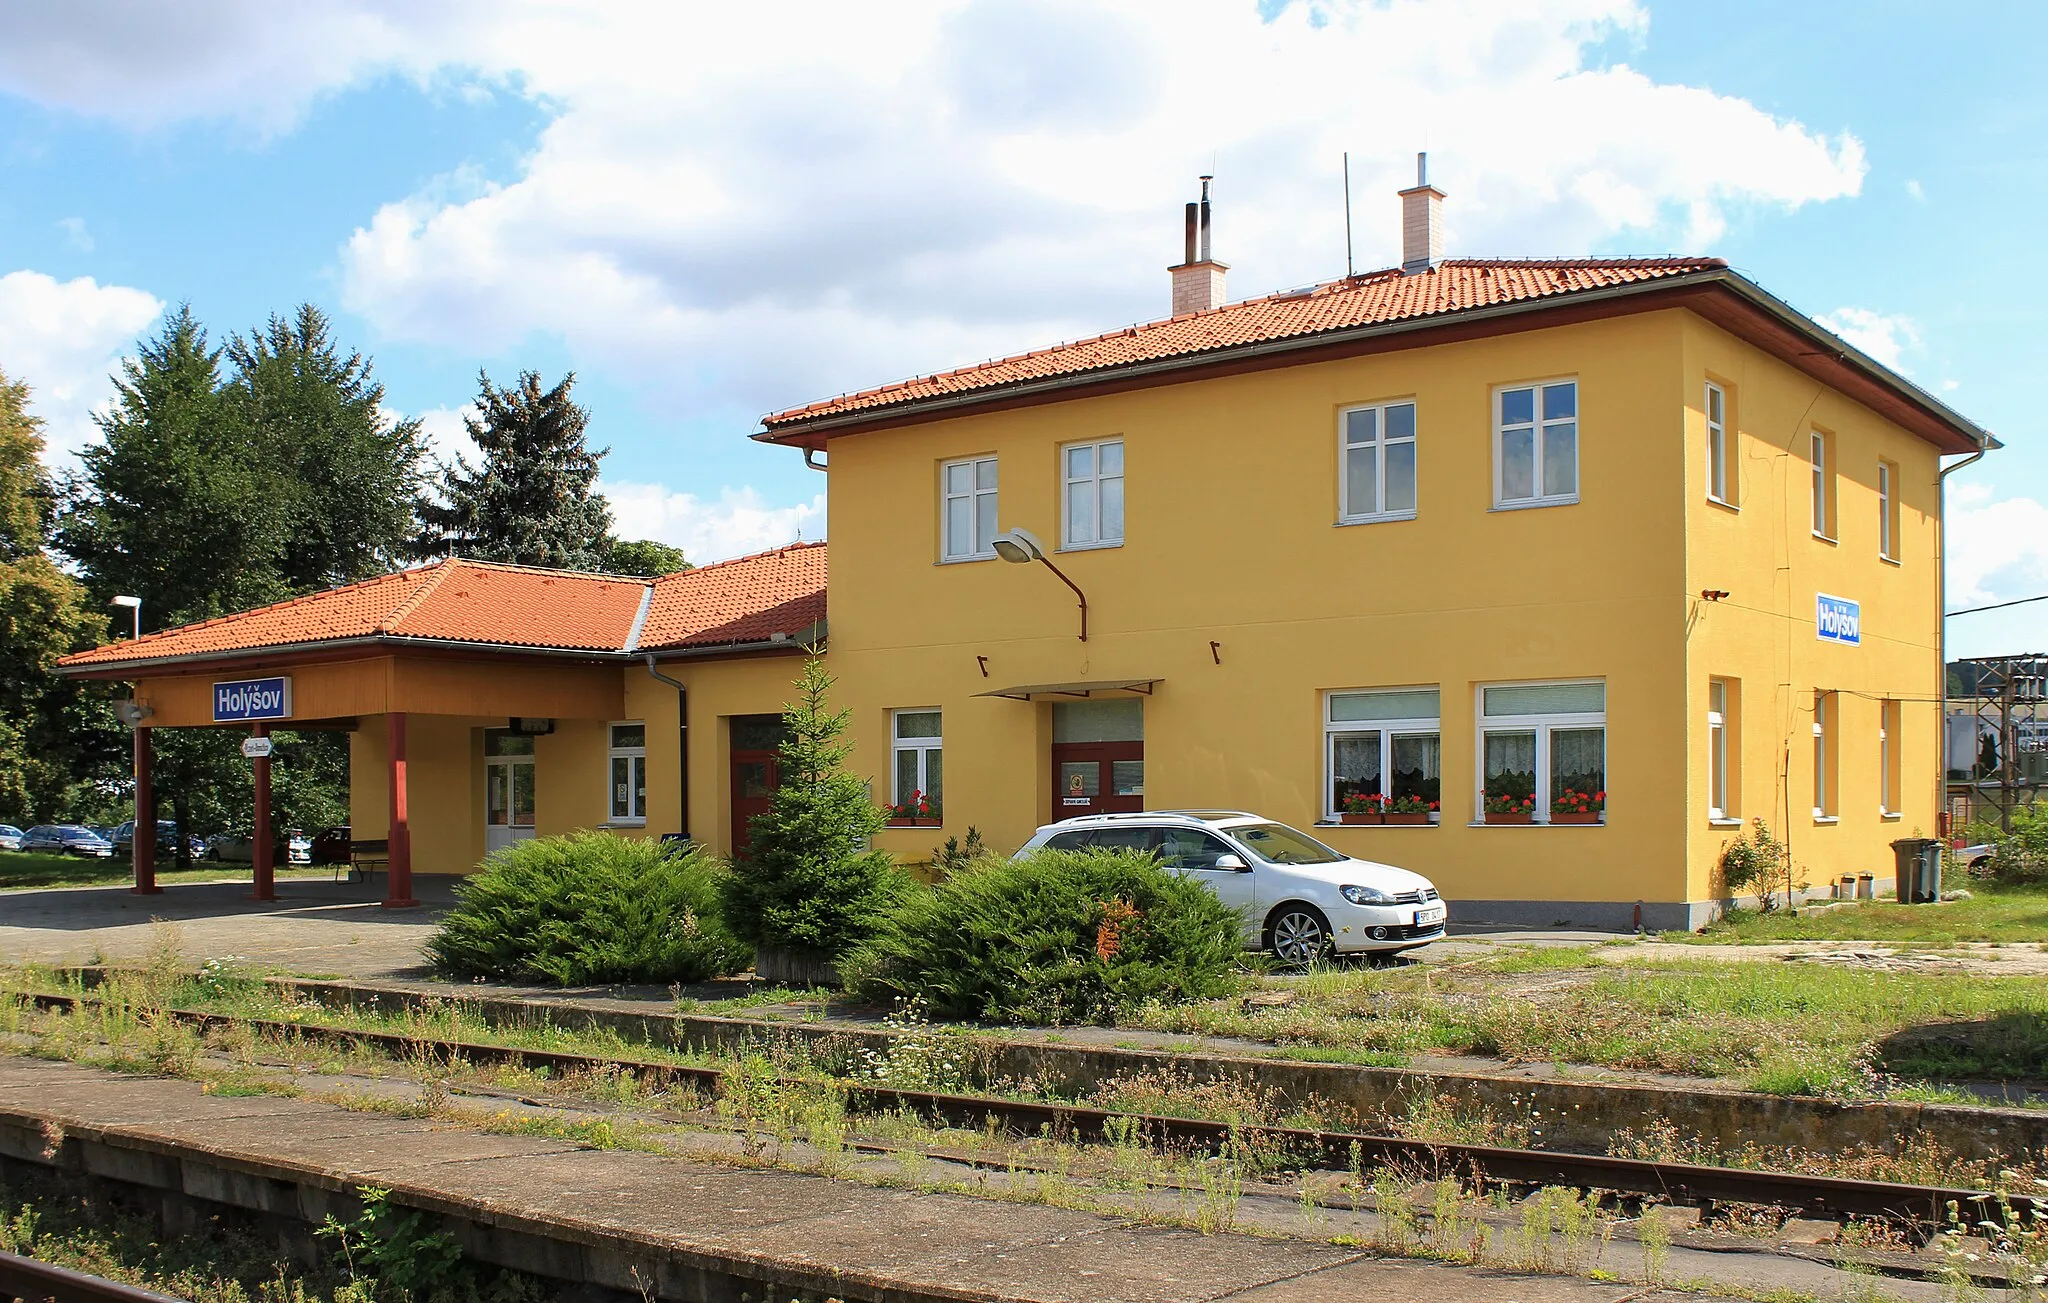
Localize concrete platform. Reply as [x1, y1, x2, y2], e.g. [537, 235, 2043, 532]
[0, 1054, 1689, 1303]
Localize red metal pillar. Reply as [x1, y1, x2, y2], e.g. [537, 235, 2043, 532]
[250, 723, 275, 901]
[132, 727, 159, 895]
[384, 711, 418, 908]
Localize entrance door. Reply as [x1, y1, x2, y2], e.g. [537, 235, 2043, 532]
[1051, 698, 1144, 818]
[729, 714, 787, 860]
[485, 759, 536, 854]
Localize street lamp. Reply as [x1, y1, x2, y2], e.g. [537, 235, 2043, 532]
[109, 595, 141, 640]
[992, 528, 1088, 642]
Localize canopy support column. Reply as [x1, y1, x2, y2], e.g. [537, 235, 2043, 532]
[132, 727, 159, 895]
[384, 712, 419, 908]
[250, 723, 275, 901]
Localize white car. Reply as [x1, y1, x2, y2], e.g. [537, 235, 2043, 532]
[1014, 810, 1446, 964]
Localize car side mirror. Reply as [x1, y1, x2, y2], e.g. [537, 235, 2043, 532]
[1213, 853, 1250, 872]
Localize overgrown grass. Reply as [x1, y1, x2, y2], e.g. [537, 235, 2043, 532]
[1670, 879, 2048, 945]
[1132, 952, 2048, 1096]
[0, 850, 329, 892]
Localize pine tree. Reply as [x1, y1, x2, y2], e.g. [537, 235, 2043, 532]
[720, 658, 904, 975]
[413, 370, 614, 570]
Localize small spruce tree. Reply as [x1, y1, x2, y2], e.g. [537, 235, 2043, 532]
[720, 657, 903, 974]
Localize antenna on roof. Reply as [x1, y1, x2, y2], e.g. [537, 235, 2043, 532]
[1342, 152, 1354, 278]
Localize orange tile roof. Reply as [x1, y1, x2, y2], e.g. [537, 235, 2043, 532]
[761, 258, 1726, 430]
[58, 546, 830, 671]
[641, 541, 827, 651]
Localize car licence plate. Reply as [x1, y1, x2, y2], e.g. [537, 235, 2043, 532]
[1415, 906, 1445, 928]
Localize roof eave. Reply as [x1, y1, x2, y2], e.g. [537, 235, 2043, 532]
[58, 633, 646, 679]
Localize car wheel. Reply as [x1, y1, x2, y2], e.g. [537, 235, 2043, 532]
[1266, 904, 1333, 967]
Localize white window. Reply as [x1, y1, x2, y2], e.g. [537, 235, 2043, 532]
[1495, 380, 1578, 508]
[1705, 382, 1731, 505]
[1813, 690, 1837, 819]
[1880, 698, 1902, 817]
[1878, 459, 1898, 561]
[891, 710, 943, 813]
[1810, 430, 1833, 539]
[1062, 440, 1124, 549]
[1339, 400, 1418, 523]
[942, 457, 999, 561]
[1707, 678, 1730, 820]
[1477, 681, 1606, 823]
[1324, 688, 1440, 821]
[609, 722, 647, 823]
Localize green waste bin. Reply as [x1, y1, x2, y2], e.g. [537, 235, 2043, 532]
[1890, 837, 1941, 904]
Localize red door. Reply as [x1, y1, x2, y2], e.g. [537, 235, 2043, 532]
[1051, 741, 1145, 818]
[730, 750, 779, 859]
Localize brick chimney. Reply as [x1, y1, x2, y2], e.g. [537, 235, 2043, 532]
[1168, 176, 1228, 315]
[1398, 152, 1444, 275]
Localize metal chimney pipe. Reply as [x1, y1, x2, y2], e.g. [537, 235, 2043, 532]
[1183, 202, 1198, 266]
[1198, 175, 1213, 263]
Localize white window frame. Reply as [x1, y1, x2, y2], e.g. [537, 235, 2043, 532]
[1475, 679, 1606, 825]
[1705, 381, 1732, 506]
[1493, 378, 1579, 510]
[1878, 459, 1898, 561]
[1060, 439, 1124, 550]
[1323, 687, 1441, 822]
[1707, 679, 1729, 821]
[1338, 399, 1419, 524]
[1879, 698, 1901, 818]
[1810, 430, 1833, 540]
[940, 456, 999, 562]
[1813, 690, 1836, 820]
[608, 720, 647, 824]
[890, 709, 943, 809]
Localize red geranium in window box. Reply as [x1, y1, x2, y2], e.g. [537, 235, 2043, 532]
[1551, 787, 1605, 825]
[1338, 791, 1386, 824]
[886, 790, 941, 827]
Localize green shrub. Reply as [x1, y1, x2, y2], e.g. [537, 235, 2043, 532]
[426, 831, 750, 985]
[844, 847, 1243, 1025]
[719, 658, 905, 963]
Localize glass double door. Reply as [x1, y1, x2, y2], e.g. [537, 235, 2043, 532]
[485, 756, 536, 853]
[1051, 698, 1145, 818]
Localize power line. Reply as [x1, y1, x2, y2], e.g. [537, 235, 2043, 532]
[1946, 593, 2048, 618]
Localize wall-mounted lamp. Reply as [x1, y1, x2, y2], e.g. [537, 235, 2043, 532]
[992, 528, 1088, 641]
[110, 594, 141, 639]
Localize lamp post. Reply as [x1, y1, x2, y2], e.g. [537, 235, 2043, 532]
[110, 595, 141, 640]
[992, 529, 1088, 642]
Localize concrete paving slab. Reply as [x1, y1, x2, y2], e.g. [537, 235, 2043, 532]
[1227, 1259, 1684, 1301]
[912, 1223, 1361, 1303]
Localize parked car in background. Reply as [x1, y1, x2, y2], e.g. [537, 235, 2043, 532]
[21, 825, 116, 858]
[1015, 810, 1446, 965]
[0, 825, 22, 851]
[310, 825, 351, 866]
[204, 828, 312, 865]
[112, 820, 190, 861]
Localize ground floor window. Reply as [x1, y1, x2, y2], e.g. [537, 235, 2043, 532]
[1324, 687, 1440, 820]
[609, 722, 646, 822]
[1813, 690, 1837, 820]
[1477, 680, 1606, 823]
[1880, 698, 1901, 817]
[891, 709, 943, 814]
[1707, 677, 1736, 820]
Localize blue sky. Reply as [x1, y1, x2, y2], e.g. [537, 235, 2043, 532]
[0, 0, 2039, 655]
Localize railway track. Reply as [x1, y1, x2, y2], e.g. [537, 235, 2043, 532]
[16, 989, 2037, 1233]
[0, 1250, 184, 1303]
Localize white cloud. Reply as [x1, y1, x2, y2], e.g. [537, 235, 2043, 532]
[0, 270, 164, 463]
[56, 217, 94, 252]
[409, 404, 478, 467]
[1, 0, 1869, 424]
[1947, 484, 2048, 612]
[1905, 178, 1926, 202]
[602, 480, 825, 565]
[1817, 306, 1921, 372]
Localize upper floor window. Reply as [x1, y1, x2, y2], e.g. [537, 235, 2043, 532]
[1325, 687, 1441, 822]
[1705, 381, 1733, 506]
[1878, 459, 1899, 561]
[1810, 430, 1836, 540]
[942, 457, 999, 561]
[1339, 400, 1418, 524]
[1495, 380, 1578, 508]
[609, 722, 647, 823]
[1062, 440, 1124, 549]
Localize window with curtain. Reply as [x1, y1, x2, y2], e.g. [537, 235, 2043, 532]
[1325, 687, 1440, 820]
[1477, 680, 1606, 823]
[609, 722, 646, 822]
[891, 709, 943, 811]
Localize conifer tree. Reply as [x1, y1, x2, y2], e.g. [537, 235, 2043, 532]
[720, 658, 904, 976]
[413, 370, 614, 570]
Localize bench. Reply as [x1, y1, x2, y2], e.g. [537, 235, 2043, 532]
[343, 839, 389, 884]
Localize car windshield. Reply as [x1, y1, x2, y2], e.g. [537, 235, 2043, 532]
[1226, 822, 1346, 865]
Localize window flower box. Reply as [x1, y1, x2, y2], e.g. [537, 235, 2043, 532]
[1484, 811, 1534, 825]
[1382, 812, 1432, 825]
[1483, 786, 1536, 825]
[1382, 794, 1438, 825]
[1550, 812, 1601, 825]
[1338, 791, 1387, 824]
[1551, 787, 1605, 826]
[886, 790, 940, 828]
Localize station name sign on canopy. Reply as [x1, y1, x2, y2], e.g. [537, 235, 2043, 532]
[213, 677, 293, 723]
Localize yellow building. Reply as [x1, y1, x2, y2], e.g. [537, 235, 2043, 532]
[62, 175, 1993, 929]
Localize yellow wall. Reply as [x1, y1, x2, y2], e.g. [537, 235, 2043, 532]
[135, 654, 622, 729]
[1679, 315, 1943, 902]
[349, 714, 491, 876]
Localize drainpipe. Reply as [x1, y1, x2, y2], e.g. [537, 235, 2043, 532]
[1936, 441, 1990, 836]
[644, 656, 689, 842]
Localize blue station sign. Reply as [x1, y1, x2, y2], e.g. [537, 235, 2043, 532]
[1815, 593, 1861, 646]
[213, 677, 293, 723]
